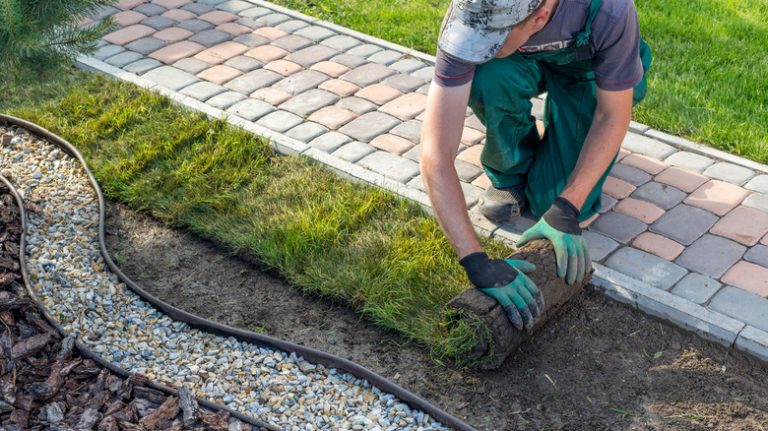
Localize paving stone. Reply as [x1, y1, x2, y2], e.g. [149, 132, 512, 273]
[654, 166, 708, 193]
[142, 16, 177, 30]
[224, 55, 262, 71]
[155, 0, 190, 8]
[178, 19, 214, 32]
[670, 273, 722, 304]
[664, 151, 715, 173]
[244, 45, 288, 63]
[189, 29, 232, 47]
[231, 17, 261, 30]
[134, 3, 166, 16]
[722, 262, 768, 297]
[279, 89, 339, 117]
[745, 175, 768, 194]
[621, 133, 676, 160]
[154, 26, 194, 42]
[306, 106, 357, 130]
[285, 45, 339, 67]
[676, 234, 746, 278]
[233, 33, 270, 48]
[379, 92, 427, 120]
[252, 26, 288, 40]
[105, 51, 144, 67]
[620, 153, 666, 175]
[309, 132, 351, 152]
[465, 114, 485, 133]
[255, 110, 303, 132]
[336, 97, 377, 115]
[582, 230, 619, 261]
[598, 193, 617, 213]
[743, 193, 768, 213]
[272, 34, 313, 52]
[710, 206, 768, 246]
[454, 159, 483, 182]
[275, 19, 309, 33]
[632, 232, 685, 260]
[215, 0, 252, 13]
[310, 61, 350, 78]
[320, 35, 362, 51]
[357, 151, 420, 183]
[143, 65, 198, 90]
[224, 69, 282, 94]
[92, 44, 125, 60]
[610, 164, 652, 186]
[710, 286, 768, 329]
[416, 83, 431, 95]
[736, 326, 768, 362]
[412, 66, 435, 81]
[341, 63, 396, 87]
[197, 0, 227, 5]
[590, 211, 647, 244]
[125, 37, 167, 55]
[123, 58, 162, 74]
[389, 58, 427, 74]
[286, 122, 328, 143]
[250, 87, 292, 105]
[684, 180, 749, 216]
[318, 79, 360, 97]
[255, 12, 290, 26]
[293, 25, 336, 41]
[461, 127, 485, 146]
[331, 53, 367, 68]
[402, 144, 421, 162]
[104, 24, 156, 45]
[632, 181, 687, 210]
[602, 176, 636, 200]
[462, 182, 484, 207]
[179, 81, 226, 101]
[194, 41, 248, 64]
[331, 141, 376, 163]
[226, 98, 274, 121]
[264, 59, 302, 76]
[347, 43, 383, 57]
[614, 197, 665, 223]
[238, 6, 270, 19]
[367, 50, 402, 65]
[355, 84, 402, 105]
[605, 247, 688, 290]
[181, 3, 213, 14]
[115, 0, 142, 11]
[198, 10, 237, 24]
[390, 120, 422, 144]
[172, 57, 210, 74]
[703, 162, 755, 185]
[650, 204, 718, 246]
[162, 8, 196, 21]
[197, 64, 241, 84]
[381, 74, 426, 93]
[272, 70, 329, 95]
[456, 145, 482, 167]
[149, 40, 205, 64]
[471, 172, 490, 189]
[113, 10, 147, 26]
[369, 134, 414, 156]
[744, 245, 768, 268]
[338, 112, 400, 143]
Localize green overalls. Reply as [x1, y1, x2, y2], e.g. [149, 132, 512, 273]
[468, 0, 652, 221]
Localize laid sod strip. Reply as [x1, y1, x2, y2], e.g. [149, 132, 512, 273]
[270, 0, 768, 165]
[1, 69, 509, 364]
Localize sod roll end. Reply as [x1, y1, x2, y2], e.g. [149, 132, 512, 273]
[447, 239, 591, 369]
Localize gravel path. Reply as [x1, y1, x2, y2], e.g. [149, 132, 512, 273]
[0, 125, 449, 431]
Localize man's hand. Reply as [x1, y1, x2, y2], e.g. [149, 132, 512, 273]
[517, 197, 591, 285]
[460, 252, 544, 331]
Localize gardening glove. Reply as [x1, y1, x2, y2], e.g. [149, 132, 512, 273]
[517, 197, 591, 285]
[460, 252, 544, 332]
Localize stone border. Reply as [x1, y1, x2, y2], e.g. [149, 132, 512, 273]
[73, 0, 768, 363]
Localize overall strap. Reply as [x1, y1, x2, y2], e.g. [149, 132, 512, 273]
[575, 0, 603, 47]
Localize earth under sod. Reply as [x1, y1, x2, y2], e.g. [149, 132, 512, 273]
[105, 202, 768, 431]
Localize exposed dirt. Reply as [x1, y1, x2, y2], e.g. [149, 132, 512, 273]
[0, 187, 262, 431]
[105, 202, 768, 431]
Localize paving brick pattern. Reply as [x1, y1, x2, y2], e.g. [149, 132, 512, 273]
[87, 0, 768, 360]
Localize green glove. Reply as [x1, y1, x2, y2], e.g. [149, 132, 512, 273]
[459, 252, 543, 331]
[517, 197, 592, 285]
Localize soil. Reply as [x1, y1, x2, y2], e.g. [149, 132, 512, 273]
[105, 202, 768, 431]
[0, 187, 263, 431]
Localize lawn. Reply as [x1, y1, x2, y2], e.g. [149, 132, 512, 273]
[1, 70, 508, 365]
[272, 0, 768, 164]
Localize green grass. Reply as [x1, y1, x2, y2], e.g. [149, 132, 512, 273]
[270, 0, 768, 164]
[0, 69, 508, 364]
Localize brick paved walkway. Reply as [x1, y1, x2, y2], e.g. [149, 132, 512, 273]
[79, 0, 768, 361]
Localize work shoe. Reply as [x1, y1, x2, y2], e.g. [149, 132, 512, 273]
[479, 184, 527, 224]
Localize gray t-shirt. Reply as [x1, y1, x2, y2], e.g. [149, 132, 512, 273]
[434, 0, 643, 91]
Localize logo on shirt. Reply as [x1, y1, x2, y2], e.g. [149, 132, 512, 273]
[519, 39, 574, 53]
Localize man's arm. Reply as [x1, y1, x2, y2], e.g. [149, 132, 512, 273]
[419, 80, 480, 259]
[559, 87, 634, 210]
